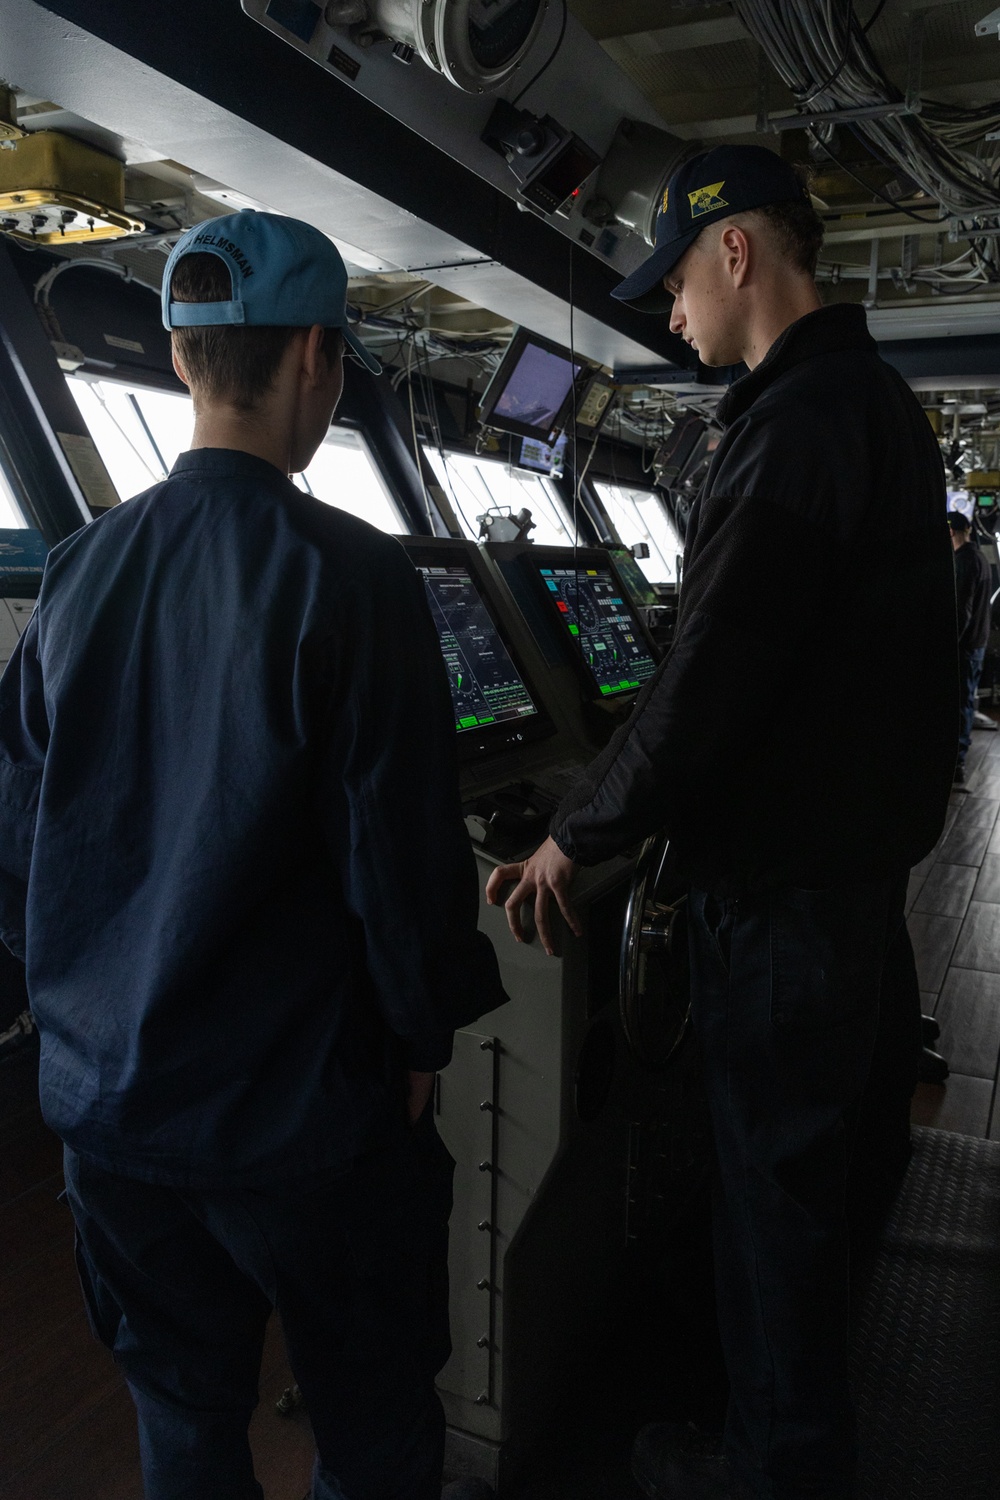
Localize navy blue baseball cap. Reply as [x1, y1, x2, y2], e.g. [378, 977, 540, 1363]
[612, 145, 812, 313]
[161, 210, 381, 374]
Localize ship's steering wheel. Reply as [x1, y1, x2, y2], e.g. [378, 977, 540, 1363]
[619, 833, 691, 1069]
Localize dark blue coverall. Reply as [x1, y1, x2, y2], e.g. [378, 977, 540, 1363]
[0, 447, 505, 1500]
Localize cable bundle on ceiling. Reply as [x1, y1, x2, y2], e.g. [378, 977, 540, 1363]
[730, 0, 1000, 215]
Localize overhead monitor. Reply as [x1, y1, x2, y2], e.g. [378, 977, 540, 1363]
[479, 328, 585, 443]
[402, 539, 555, 760]
[529, 548, 658, 700]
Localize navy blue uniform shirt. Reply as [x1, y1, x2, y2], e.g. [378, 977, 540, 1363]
[0, 448, 504, 1187]
[954, 538, 992, 654]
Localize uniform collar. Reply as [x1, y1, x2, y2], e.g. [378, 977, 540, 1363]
[717, 303, 876, 427]
[170, 448, 295, 488]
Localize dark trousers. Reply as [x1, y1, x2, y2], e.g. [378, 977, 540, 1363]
[958, 645, 986, 766]
[64, 1114, 454, 1500]
[689, 874, 907, 1500]
[848, 917, 922, 1250]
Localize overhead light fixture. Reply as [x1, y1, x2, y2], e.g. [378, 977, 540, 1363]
[317, 0, 547, 91]
[583, 119, 702, 246]
[482, 101, 601, 215]
[0, 132, 143, 245]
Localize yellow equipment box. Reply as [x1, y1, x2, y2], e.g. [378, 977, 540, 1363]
[0, 131, 143, 245]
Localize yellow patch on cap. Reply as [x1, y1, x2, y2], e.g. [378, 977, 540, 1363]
[688, 181, 729, 218]
[661, 185, 669, 215]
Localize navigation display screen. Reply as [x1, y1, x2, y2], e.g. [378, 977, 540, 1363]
[537, 564, 657, 697]
[418, 564, 540, 732]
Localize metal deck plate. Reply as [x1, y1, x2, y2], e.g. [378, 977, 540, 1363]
[507, 1124, 1000, 1498]
[852, 1126, 1000, 1500]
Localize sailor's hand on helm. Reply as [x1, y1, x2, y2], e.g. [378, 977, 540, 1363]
[406, 1069, 436, 1126]
[485, 835, 581, 957]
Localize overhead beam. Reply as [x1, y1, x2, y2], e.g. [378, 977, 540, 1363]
[880, 332, 1000, 379]
[867, 302, 1000, 340]
[822, 221, 945, 245]
[660, 74, 1000, 139]
[670, 112, 757, 140]
[905, 0, 987, 12]
[602, 16, 748, 63]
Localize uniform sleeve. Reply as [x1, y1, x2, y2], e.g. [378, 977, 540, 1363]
[328, 544, 507, 1071]
[0, 611, 49, 961]
[954, 551, 974, 648]
[551, 480, 838, 866]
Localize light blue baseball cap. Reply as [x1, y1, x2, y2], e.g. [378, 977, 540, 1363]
[161, 210, 381, 374]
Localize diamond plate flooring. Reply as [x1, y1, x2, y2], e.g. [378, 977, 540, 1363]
[851, 1128, 1000, 1500]
[909, 729, 1000, 1140]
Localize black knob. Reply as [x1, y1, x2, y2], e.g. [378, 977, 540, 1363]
[515, 125, 545, 156]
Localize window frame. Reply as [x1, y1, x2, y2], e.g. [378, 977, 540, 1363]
[66, 371, 408, 535]
[590, 476, 682, 585]
[423, 443, 581, 548]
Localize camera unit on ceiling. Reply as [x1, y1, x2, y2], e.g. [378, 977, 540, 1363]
[481, 99, 600, 216]
[290, 0, 548, 93]
[244, 0, 695, 285]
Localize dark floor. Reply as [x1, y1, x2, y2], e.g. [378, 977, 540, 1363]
[0, 1047, 316, 1498]
[2, 731, 1000, 1496]
[907, 726, 1000, 1140]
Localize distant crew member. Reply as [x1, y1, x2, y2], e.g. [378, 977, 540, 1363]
[949, 509, 992, 784]
[0, 211, 505, 1500]
[487, 145, 957, 1500]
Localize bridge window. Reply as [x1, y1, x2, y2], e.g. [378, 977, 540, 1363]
[0, 463, 27, 529]
[66, 377, 403, 533]
[292, 426, 404, 534]
[67, 378, 193, 498]
[591, 480, 681, 584]
[424, 447, 575, 547]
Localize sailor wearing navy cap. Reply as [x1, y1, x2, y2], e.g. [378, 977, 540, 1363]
[489, 145, 958, 1499]
[0, 210, 506, 1499]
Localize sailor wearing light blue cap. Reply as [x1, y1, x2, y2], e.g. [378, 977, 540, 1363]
[161, 209, 381, 374]
[10, 204, 505, 1498]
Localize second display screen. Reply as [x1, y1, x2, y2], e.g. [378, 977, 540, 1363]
[539, 565, 657, 697]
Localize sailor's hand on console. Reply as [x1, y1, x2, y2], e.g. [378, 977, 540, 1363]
[407, 1070, 436, 1125]
[485, 836, 581, 957]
